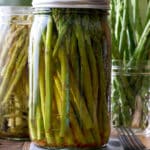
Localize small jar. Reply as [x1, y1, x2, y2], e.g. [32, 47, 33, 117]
[111, 60, 150, 134]
[29, 0, 111, 149]
[0, 6, 32, 140]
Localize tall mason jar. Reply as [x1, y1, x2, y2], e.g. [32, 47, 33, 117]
[0, 6, 32, 140]
[111, 60, 150, 134]
[28, 0, 111, 149]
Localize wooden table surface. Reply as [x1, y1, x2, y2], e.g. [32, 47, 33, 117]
[0, 129, 150, 150]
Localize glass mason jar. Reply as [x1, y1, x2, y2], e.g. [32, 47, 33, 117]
[111, 60, 150, 134]
[0, 6, 32, 140]
[29, 0, 111, 149]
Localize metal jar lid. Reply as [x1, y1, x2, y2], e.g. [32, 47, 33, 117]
[32, 0, 109, 9]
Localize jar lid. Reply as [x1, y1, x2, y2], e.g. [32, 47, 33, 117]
[32, 0, 109, 9]
[0, 0, 32, 6]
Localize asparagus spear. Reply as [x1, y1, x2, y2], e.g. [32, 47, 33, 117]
[44, 16, 54, 144]
[82, 15, 101, 143]
[1, 36, 28, 105]
[119, 0, 128, 57]
[58, 48, 70, 139]
[74, 16, 94, 119]
[129, 20, 150, 65]
[0, 29, 27, 103]
[36, 93, 44, 140]
[54, 76, 82, 145]
[39, 51, 46, 130]
[0, 26, 24, 70]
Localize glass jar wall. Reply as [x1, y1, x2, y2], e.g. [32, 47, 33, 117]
[0, 6, 32, 140]
[111, 60, 150, 134]
[29, 8, 111, 149]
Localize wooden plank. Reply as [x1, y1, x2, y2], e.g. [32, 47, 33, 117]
[22, 142, 31, 150]
[0, 140, 30, 150]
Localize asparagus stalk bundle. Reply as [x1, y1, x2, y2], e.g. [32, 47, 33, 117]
[29, 9, 111, 147]
[110, 0, 150, 129]
[0, 15, 32, 138]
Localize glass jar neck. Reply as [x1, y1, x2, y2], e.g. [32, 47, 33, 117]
[112, 59, 150, 76]
[0, 6, 33, 16]
[0, 6, 33, 25]
[0, 0, 32, 6]
[33, 7, 108, 15]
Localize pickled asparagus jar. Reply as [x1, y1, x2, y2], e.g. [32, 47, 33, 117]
[29, 0, 111, 148]
[111, 60, 150, 134]
[0, 6, 32, 140]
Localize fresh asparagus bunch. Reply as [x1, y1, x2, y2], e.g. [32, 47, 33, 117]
[0, 15, 32, 138]
[110, 0, 150, 129]
[29, 9, 111, 147]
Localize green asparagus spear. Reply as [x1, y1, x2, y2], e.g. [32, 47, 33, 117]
[44, 16, 54, 144]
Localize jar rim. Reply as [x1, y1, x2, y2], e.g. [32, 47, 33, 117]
[112, 59, 150, 76]
[112, 59, 150, 67]
[0, 6, 33, 15]
[32, 0, 109, 9]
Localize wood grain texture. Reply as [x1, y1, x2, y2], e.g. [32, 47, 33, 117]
[0, 140, 30, 150]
